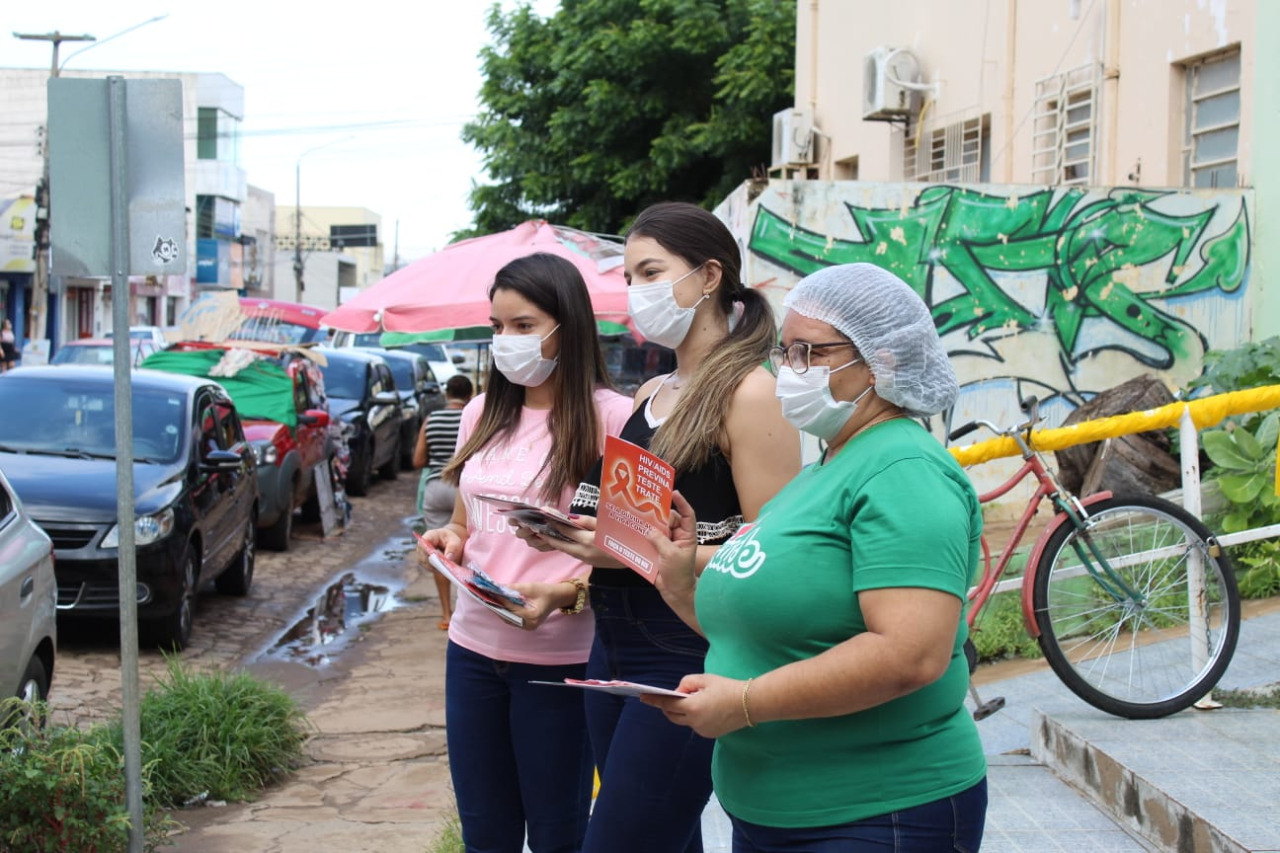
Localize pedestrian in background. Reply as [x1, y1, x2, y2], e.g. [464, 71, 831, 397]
[413, 373, 474, 630]
[645, 263, 988, 853]
[418, 252, 632, 853]
[1, 319, 17, 372]
[513, 201, 801, 853]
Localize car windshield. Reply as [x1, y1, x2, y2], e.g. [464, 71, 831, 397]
[51, 344, 128, 365]
[230, 319, 321, 345]
[0, 377, 186, 463]
[409, 344, 447, 362]
[319, 359, 367, 399]
[387, 360, 415, 393]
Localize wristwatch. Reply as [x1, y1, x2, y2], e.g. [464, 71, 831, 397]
[558, 577, 588, 615]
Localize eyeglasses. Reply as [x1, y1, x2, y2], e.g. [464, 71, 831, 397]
[767, 341, 858, 375]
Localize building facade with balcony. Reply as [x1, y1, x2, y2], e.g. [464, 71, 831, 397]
[716, 0, 1276, 500]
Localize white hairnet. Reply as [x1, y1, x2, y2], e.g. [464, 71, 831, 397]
[783, 263, 958, 417]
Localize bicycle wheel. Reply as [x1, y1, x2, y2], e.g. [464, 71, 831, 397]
[1031, 494, 1240, 719]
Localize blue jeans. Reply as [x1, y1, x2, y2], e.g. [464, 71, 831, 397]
[729, 778, 988, 853]
[445, 641, 594, 853]
[581, 583, 715, 853]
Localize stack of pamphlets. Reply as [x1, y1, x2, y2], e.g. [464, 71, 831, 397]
[415, 533, 527, 627]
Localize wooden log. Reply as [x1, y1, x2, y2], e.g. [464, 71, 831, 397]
[1055, 375, 1183, 497]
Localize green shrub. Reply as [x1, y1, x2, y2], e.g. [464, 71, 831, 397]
[0, 711, 174, 852]
[1233, 540, 1280, 599]
[970, 592, 1041, 663]
[1188, 335, 1280, 414]
[106, 657, 311, 806]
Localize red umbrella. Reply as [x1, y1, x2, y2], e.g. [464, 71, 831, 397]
[320, 220, 632, 334]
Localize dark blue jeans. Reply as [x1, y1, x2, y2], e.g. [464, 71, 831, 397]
[581, 583, 715, 853]
[729, 777, 988, 853]
[445, 641, 594, 853]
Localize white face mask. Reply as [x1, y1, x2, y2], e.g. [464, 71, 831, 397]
[492, 325, 559, 387]
[775, 360, 869, 441]
[627, 265, 709, 349]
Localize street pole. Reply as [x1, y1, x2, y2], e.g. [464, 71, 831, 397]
[13, 30, 94, 350]
[294, 160, 303, 301]
[293, 136, 354, 302]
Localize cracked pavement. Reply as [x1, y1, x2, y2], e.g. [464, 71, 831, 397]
[49, 472, 459, 851]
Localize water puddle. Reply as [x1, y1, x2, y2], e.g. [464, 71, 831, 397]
[267, 571, 395, 666]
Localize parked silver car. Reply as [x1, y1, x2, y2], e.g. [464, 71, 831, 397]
[0, 466, 56, 710]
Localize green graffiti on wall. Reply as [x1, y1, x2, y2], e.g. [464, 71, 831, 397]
[749, 187, 1250, 369]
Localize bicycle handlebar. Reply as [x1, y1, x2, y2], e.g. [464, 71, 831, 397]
[947, 398, 1042, 445]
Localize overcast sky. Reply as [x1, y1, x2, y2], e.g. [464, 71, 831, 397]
[3, 1, 558, 262]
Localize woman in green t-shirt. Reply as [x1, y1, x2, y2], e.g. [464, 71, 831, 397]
[645, 263, 988, 852]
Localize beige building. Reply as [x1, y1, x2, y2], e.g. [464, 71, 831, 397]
[790, 0, 1252, 192]
[274, 205, 384, 306]
[717, 0, 1277, 498]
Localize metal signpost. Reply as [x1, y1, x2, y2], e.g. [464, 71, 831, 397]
[48, 75, 185, 853]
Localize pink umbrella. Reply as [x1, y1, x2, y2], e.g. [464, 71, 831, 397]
[320, 220, 632, 334]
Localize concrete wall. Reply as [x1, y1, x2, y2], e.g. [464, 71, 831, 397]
[717, 178, 1254, 498]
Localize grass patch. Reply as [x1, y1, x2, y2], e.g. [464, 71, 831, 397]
[426, 812, 464, 853]
[0, 707, 177, 852]
[107, 657, 312, 806]
[970, 592, 1041, 663]
[1212, 684, 1280, 709]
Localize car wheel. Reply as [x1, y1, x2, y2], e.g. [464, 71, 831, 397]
[378, 435, 401, 480]
[217, 514, 256, 596]
[259, 496, 293, 552]
[2, 655, 51, 732]
[147, 547, 198, 651]
[346, 440, 372, 497]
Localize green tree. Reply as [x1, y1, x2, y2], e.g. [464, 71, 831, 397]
[461, 0, 796, 237]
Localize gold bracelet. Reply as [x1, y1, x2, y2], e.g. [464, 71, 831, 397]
[558, 577, 588, 615]
[741, 677, 756, 728]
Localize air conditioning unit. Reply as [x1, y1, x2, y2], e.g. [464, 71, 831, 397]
[863, 47, 921, 121]
[771, 107, 815, 167]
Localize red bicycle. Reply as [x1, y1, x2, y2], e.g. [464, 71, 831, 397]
[953, 397, 1240, 720]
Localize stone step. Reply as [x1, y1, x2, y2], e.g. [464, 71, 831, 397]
[1031, 707, 1280, 853]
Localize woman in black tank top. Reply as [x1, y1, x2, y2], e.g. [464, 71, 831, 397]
[512, 203, 800, 853]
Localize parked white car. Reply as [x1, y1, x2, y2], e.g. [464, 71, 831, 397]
[0, 466, 56, 714]
[107, 326, 169, 348]
[327, 331, 459, 383]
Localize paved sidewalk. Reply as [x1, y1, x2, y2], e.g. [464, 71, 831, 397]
[169, 532, 1280, 852]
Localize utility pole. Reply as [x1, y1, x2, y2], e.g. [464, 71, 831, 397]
[293, 160, 304, 300]
[13, 30, 95, 348]
[393, 219, 400, 273]
[294, 136, 354, 301]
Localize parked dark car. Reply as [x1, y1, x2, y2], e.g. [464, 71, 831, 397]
[366, 348, 445, 469]
[0, 465, 56, 714]
[0, 366, 259, 650]
[316, 349, 403, 497]
[146, 344, 335, 552]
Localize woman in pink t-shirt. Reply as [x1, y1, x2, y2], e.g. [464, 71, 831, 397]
[420, 252, 632, 852]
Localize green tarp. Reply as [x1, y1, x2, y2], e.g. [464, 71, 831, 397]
[142, 349, 297, 429]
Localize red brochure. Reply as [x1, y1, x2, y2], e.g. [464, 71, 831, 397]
[594, 435, 675, 582]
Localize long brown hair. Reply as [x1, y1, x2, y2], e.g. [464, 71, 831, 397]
[443, 253, 614, 502]
[626, 202, 776, 472]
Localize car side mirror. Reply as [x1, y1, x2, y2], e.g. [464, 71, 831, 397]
[451, 354, 465, 364]
[297, 409, 331, 428]
[201, 449, 242, 472]
[373, 391, 399, 406]
[424, 382, 440, 395]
